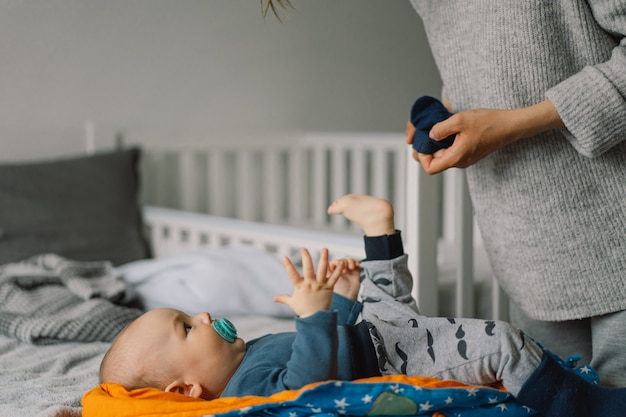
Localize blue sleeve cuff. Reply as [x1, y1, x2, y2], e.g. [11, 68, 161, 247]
[331, 293, 363, 325]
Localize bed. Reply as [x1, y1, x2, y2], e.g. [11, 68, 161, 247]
[0, 131, 520, 417]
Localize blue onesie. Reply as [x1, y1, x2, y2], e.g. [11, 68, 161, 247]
[221, 293, 380, 397]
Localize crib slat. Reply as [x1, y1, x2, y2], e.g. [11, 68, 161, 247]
[179, 150, 198, 212]
[348, 147, 368, 233]
[491, 277, 510, 321]
[288, 147, 306, 226]
[405, 151, 440, 317]
[312, 145, 327, 228]
[350, 147, 368, 195]
[208, 150, 228, 217]
[441, 170, 456, 244]
[456, 170, 475, 317]
[263, 148, 281, 224]
[330, 145, 347, 230]
[153, 152, 168, 207]
[371, 147, 387, 200]
[392, 147, 407, 233]
[236, 150, 255, 221]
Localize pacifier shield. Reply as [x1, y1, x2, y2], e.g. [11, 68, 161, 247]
[212, 318, 237, 343]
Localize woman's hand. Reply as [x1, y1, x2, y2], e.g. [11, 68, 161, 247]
[406, 99, 564, 175]
[274, 248, 343, 318]
[415, 107, 521, 174]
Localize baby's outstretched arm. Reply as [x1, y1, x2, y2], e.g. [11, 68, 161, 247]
[274, 248, 344, 318]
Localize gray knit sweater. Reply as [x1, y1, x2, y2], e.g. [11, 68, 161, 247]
[409, 0, 626, 321]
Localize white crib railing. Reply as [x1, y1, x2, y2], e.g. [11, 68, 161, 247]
[133, 132, 407, 235]
[126, 132, 507, 321]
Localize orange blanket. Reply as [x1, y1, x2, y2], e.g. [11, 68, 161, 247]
[82, 375, 534, 417]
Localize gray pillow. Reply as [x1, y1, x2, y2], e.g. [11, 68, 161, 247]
[0, 148, 151, 266]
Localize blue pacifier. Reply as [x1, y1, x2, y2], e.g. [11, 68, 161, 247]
[212, 318, 237, 343]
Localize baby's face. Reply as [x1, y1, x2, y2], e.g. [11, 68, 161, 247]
[127, 307, 246, 399]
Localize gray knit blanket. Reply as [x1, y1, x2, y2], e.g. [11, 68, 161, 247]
[0, 333, 108, 417]
[0, 253, 142, 344]
[0, 254, 143, 417]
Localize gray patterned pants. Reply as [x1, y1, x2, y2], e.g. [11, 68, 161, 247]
[359, 254, 543, 395]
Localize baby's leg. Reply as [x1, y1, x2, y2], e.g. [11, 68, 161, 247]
[364, 300, 544, 396]
[327, 194, 395, 237]
[328, 194, 542, 392]
[350, 222, 543, 393]
[360, 254, 543, 394]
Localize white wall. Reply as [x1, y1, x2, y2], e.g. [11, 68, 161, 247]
[0, 0, 441, 159]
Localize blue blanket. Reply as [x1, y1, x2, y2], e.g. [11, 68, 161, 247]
[213, 379, 533, 417]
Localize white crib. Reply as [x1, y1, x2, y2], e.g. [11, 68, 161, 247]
[126, 131, 507, 321]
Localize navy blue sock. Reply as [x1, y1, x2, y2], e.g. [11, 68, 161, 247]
[410, 96, 455, 154]
[516, 352, 626, 417]
[363, 231, 403, 261]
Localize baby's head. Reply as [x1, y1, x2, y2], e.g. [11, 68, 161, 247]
[99, 308, 246, 400]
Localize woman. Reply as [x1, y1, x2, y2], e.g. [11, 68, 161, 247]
[261, 0, 626, 387]
[403, 1, 626, 387]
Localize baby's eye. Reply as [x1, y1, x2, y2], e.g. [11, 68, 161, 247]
[184, 324, 192, 334]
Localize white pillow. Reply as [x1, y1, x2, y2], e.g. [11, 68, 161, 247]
[116, 246, 293, 317]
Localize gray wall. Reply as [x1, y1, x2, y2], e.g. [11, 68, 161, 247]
[0, 0, 441, 159]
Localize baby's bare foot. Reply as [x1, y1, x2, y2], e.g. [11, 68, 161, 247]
[327, 194, 395, 236]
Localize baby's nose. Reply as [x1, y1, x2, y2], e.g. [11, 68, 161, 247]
[196, 312, 211, 325]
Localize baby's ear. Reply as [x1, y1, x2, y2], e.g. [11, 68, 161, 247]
[164, 380, 203, 398]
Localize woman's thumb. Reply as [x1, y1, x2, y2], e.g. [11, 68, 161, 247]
[429, 117, 458, 142]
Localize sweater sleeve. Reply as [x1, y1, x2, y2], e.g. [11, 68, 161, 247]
[545, 0, 626, 157]
[223, 310, 339, 397]
[331, 293, 362, 325]
[280, 311, 339, 388]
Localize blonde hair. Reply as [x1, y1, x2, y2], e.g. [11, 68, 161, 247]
[260, 0, 293, 20]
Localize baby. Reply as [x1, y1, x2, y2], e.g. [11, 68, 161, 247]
[100, 194, 626, 417]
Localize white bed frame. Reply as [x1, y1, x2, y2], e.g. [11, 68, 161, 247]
[126, 131, 508, 321]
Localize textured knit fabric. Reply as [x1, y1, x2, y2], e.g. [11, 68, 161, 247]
[409, 0, 626, 321]
[0, 254, 141, 344]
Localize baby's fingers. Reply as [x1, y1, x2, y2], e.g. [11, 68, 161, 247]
[315, 248, 330, 283]
[325, 259, 345, 288]
[282, 256, 302, 286]
[300, 248, 317, 282]
[346, 258, 359, 270]
[273, 294, 291, 305]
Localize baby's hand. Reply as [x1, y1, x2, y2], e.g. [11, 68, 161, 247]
[330, 258, 361, 301]
[274, 248, 343, 318]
